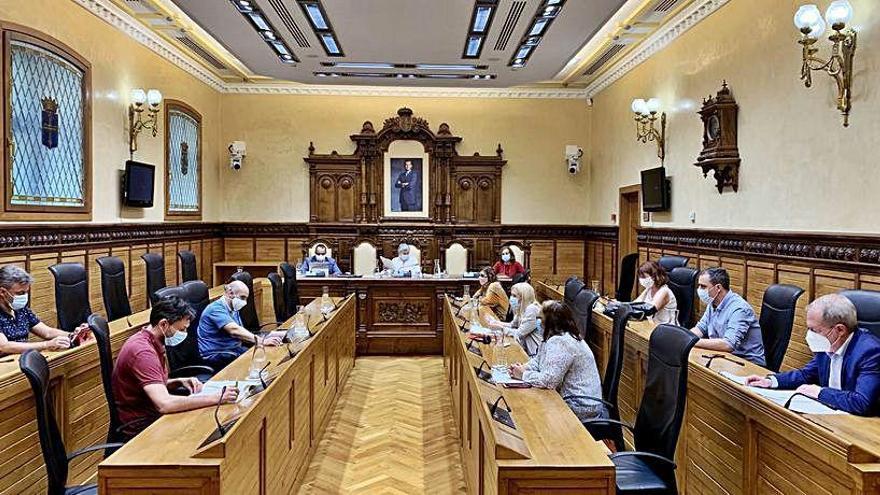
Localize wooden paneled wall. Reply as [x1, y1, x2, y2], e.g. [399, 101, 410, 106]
[638, 228, 880, 371]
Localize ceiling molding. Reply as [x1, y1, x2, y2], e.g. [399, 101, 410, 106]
[222, 82, 589, 99]
[584, 0, 730, 98]
[73, 0, 227, 91]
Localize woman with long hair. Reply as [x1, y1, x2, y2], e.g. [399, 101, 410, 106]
[509, 300, 604, 421]
[489, 282, 542, 355]
[473, 266, 509, 326]
[633, 260, 678, 324]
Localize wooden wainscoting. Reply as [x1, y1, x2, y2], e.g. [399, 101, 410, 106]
[639, 227, 880, 371]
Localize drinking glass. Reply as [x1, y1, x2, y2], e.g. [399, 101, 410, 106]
[590, 279, 600, 294]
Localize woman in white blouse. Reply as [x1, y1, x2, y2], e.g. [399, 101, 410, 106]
[489, 282, 542, 356]
[633, 260, 678, 325]
[508, 300, 605, 422]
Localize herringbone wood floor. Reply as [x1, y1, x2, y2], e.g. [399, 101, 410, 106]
[298, 357, 468, 494]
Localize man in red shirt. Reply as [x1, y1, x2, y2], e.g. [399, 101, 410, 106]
[112, 295, 238, 438]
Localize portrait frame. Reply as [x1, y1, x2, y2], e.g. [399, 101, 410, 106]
[383, 140, 429, 219]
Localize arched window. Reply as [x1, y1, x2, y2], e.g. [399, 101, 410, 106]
[164, 100, 202, 219]
[2, 26, 91, 220]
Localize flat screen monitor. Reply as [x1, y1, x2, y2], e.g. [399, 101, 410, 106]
[123, 160, 155, 207]
[641, 166, 670, 212]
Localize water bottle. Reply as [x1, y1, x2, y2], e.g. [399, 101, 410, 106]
[434, 259, 442, 278]
[321, 286, 333, 313]
[248, 335, 267, 380]
[493, 329, 507, 370]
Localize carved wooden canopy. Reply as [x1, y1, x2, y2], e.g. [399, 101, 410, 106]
[305, 107, 505, 225]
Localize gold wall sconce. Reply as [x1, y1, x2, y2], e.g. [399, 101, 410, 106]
[794, 1, 857, 127]
[631, 98, 666, 162]
[128, 88, 163, 156]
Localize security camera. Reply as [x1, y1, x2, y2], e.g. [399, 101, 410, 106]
[565, 145, 583, 175]
[228, 141, 246, 170]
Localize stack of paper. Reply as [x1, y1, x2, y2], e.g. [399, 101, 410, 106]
[491, 368, 524, 385]
[718, 372, 844, 415]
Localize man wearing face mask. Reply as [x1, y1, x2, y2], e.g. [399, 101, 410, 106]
[112, 296, 239, 439]
[390, 243, 421, 277]
[0, 265, 90, 355]
[690, 267, 766, 366]
[198, 280, 284, 371]
[300, 243, 340, 276]
[745, 294, 880, 415]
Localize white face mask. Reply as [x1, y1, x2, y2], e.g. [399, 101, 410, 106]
[501, 253, 511, 263]
[164, 329, 187, 347]
[805, 329, 832, 353]
[638, 277, 654, 289]
[478, 276, 488, 285]
[11, 293, 28, 310]
[231, 297, 247, 312]
[315, 254, 326, 262]
[400, 254, 409, 261]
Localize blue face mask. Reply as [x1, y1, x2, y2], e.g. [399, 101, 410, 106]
[536, 318, 543, 333]
[165, 330, 187, 347]
[501, 253, 511, 263]
[510, 296, 519, 309]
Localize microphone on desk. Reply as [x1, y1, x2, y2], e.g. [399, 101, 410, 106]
[258, 361, 271, 390]
[214, 386, 228, 436]
[490, 395, 511, 416]
[285, 342, 296, 358]
[702, 353, 745, 369]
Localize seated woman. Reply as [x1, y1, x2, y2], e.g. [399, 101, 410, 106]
[633, 260, 678, 325]
[474, 267, 509, 326]
[489, 282, 542, 356]
[509, 300, 605, 422]
[492, 246, 525, 279]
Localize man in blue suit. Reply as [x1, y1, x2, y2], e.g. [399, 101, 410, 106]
[746, 293, 880, 415]
[300, 243, 341, 276]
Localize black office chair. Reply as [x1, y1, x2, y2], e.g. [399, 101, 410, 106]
[667, 267, 699, 328]
[568, 289, 600, 341]
[658, 255, 689, 273]
[168, 280, 227, 382]
[511, 269, 531, 285]
[588, 324, 698, 494]
[95, 256, 132, 322]
[20, 350, 123, 495]
[841, 290, 880, 338]
[279, 262, 301, 319]
[268, 272, 287, 323]
[563, 276, 585, 305]
[88, 314, 151, 451]
[48, 262, 92, 333]
[571, 306, 632, 451]
[177, 250, 198, 283]
[760, 284, 806, 372]
[141, 253, 166, 305]
[616, 253, 639, 302]
[229, 270, 261, 332]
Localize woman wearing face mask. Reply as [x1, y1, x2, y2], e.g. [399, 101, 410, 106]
[473, 267, 509, 326]
[489, 282, 542, 355]
[492, 247, 525, 279]
[508, 300, 605, 422]
[632, 261, 678, 325]
[113, 295, 239, 439]
[0, 265, 91, 355]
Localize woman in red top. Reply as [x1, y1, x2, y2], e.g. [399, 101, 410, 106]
[492, 246, 525, 278]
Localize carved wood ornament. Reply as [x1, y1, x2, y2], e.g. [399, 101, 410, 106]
[695, 82, 741, 193]
[305, 107, 505, 225]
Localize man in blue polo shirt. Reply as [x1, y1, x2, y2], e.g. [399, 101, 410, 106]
[197, 280, 284, 371]
[0, 265, 91, 355]
[690, 267, 766, 366]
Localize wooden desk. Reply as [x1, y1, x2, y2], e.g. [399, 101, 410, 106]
[442, 296, 615, 494]
[298, 276, 478, 355]
[0, 282, 259, 495]
[536, 281, 880, 494]
[98, 295, 356, 494]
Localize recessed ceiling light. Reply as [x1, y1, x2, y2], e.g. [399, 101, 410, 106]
[473, 6, 493, 32]
[515, 45, 532, 60]
[230, 0, 299, 63]
[509, 0, 565, 68]
[415, 64, 479, 71]
[304, 3, 328, 29]
[332, 62, 396, 69]
[529, 18, 548, 36]
[261, 30, 276, 41]
[247, 12, 271, 31]
[321, 33, 340, 55]
[465, 36, 482, 57]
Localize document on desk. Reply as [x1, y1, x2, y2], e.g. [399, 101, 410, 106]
[380, 256, 393, 269]
[719, 371, 749, 385]
[193, 380, 262, 400]
[491, 368, 525, 385]
[749, 387, 845, 415]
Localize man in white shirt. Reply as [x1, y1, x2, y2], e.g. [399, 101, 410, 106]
[390, 243, 420, 277]
[745, 293, 880, 415]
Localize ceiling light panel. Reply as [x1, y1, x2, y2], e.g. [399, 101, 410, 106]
[314, 71, 496, 81]
[297, 0, 344, 57]
[509, 0, 565, 68]
[462, 0, 498, 59]
[230, 0, 298, 63]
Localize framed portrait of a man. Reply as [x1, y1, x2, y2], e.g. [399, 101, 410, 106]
[383, 140, 429, 218]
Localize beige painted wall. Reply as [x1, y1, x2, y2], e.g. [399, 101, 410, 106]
[589, 0, 880, 233]
[219, 95, 591, 224]
[0, 0, 222, 222]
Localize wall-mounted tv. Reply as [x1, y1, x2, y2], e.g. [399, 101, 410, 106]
[641, 166, 670, 212]
[122, 160, 155, 208]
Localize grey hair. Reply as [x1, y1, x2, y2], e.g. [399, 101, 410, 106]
[808, 293, 858, 331]
[398, 243, 409, 253]
[0, 265, 34, 288]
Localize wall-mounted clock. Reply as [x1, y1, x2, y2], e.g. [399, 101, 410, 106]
[695, 82, 741, 193]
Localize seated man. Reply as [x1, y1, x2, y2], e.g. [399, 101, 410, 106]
[112, 295, 238, 439]
[300, 243, 341, 276]
[0, 265, 91, 355]
[198, 280, 284, 371]
[390, 243, 421, 277]
[746, 294, 880, 415]
[690, 267, 766, 366]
